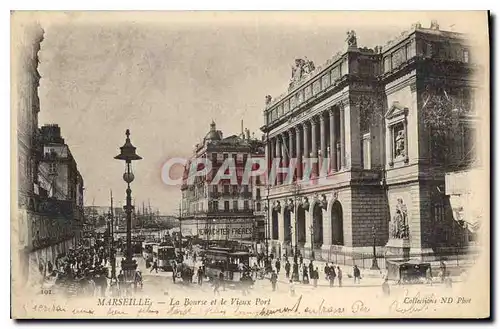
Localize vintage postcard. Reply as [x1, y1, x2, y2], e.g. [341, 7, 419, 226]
[11, 11, 490, 319]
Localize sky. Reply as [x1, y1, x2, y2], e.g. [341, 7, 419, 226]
[32, 11, 484, 215]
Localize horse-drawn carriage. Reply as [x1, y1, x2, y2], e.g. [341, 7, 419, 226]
[173, 262, 195, 284]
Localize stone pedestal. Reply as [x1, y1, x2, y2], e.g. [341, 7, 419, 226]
[385, 238, 410, 261]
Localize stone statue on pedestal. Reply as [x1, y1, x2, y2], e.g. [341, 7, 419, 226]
[389, 198, 409, 239]
[395, 129, 406, 158]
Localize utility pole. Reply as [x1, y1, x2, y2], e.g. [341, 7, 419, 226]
[110, 189, 116, 279]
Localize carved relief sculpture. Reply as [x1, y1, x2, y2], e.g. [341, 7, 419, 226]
[389, 198, 409, 239]
[265, 95, 272, 105]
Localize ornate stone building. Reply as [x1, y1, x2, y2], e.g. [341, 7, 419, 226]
[13, 24, 85, 286]
[180, 121, 265, 247]
[260, 22, 482, 262]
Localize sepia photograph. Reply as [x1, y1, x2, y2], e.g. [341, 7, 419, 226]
[10, 10, 490, 319]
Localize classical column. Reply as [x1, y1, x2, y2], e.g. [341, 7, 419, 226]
[295, 126, 302, 180]
[388, 126, 394, 167]
[289, 129, 295, 159]
[403, 117, 409, 163]
[302, 122, 310, 179]
[270, 137, 276, 160]
[329, 108, 338, 172]
[282, 132, 289, 178]
[311, 117, 318, 157]
[277, 201, 285, 247]
[319, 113, 327, 174]
[275, 135, 282, 185]
[265, 136, 270, 174]
[311, 117, 319, 177]
[339, 104, 346, 169]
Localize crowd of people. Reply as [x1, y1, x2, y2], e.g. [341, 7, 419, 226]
[254, 252, 366, 295]
[41, 244, 143, 298]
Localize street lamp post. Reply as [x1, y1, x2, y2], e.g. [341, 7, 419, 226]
[114, 129, 142, 284]
[370, 225, 380, 270]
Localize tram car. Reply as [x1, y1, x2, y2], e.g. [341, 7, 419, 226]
[152, 245, 176, 271]
[204, 247, 252, 288]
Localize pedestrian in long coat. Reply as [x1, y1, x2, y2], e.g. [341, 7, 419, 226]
[353, 265, 361, 284]
[312, 267, 319, 287]
[302, 265, 309, 284]
[270, 270, 278, 291]
[285, 260, 291, 279]
[337, 266, 343, 287]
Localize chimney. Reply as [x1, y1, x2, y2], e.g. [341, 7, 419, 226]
[241, 120, 244, 139]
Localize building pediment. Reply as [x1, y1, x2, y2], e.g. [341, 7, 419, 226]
[385, 101, 408, 120]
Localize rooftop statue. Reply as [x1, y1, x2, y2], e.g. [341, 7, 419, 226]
[289, 57, 315, 90]
[346, 30, 357, 48]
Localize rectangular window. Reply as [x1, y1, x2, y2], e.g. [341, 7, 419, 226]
[362, 133, 371, 170]
[255, 176, 260, 185]
[213, 201, 219, 211]
[49, 163, 57, 174]
[384, 56, 391, 73]
[322, 73, 330, 90]
[256, 188, 261, 199]
[463, 49, 469, 63]
[224, 201, 230, 211]
[233, 200, 238, 210]
[244, 201, 249, 210]
[224, 185, 229, 194]
[434, 203, 445, 222]
[312, 80, 321, 95]
[256, 203, 261, 211]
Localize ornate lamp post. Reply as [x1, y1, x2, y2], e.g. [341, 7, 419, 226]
[370, 225, 380, 270]
[264, 191, 270, 259]
[114, 129, 142, 284]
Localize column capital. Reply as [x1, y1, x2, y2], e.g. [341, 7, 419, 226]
[319, 113, 326, 123]
[339, 98, 349, 110]
[310, 116, 320, 126]
[328, 107, 336, 116]
[302, 121, 310, 131]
